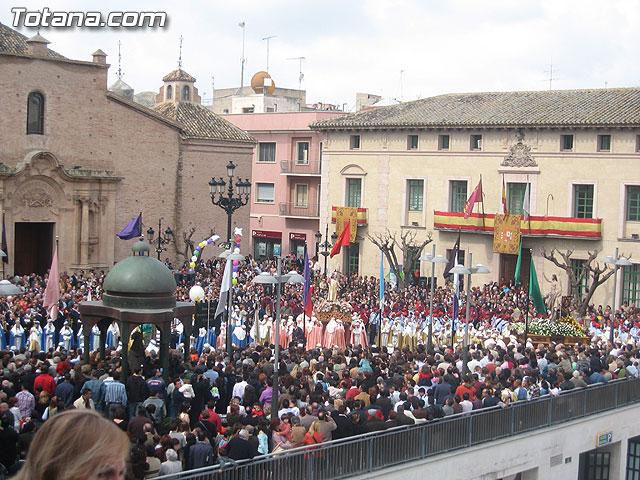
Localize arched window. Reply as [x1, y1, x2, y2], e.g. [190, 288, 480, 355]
[27, 92, 44, 135]
[183, 86, 189, 101]
[167, 85, 172, 100]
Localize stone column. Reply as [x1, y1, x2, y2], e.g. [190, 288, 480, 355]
[80, 196, 90, 266]
[99, 323, 107, 362]
[159, 321, 170, 383]
[121, 320, 130, 380]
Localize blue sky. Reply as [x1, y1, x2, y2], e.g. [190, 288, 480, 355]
[3, 0, 639, 110]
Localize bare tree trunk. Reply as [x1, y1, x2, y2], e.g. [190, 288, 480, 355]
[367, 229, 432, 290]
[541, 248, 619, 317]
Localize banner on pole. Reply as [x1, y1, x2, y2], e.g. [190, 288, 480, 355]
[335, 206, 358, 243]
[493, 214, 521, 254]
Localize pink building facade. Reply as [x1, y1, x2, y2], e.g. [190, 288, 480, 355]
[221, 112, 343, 260]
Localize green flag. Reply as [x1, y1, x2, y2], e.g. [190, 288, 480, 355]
[529, 257, 546, 314]
[514, 239, 523, 284]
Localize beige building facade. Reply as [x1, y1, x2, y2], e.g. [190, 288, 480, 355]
[313, 88, 640, 307]
[0, 24, 254, 275]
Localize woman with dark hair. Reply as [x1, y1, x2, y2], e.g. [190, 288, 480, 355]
[270, 418, 291, 452]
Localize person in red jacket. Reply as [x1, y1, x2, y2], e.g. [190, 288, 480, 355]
[33, 363, 56, 397]
[454, 374, 477, 401]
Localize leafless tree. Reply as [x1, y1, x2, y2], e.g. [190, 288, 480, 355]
[174, 226, 197, 262]
[367, 229, 432, 289]
[541, 248, 629, 317]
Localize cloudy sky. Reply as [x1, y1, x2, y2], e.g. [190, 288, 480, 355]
[3, 0, 640, 110]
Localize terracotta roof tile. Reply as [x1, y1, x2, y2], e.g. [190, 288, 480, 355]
[162, 69, 196, 82]
[311, 88, 640, 130]
[153, 101, 255, 143]
[0, 22, 65, 59]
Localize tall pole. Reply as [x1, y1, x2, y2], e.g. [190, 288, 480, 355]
[463, 252, 472, 376]
[272, 256, 282, 418]
[239, 22, 246, 90]
[226, 257, 233, 354]
[427, 243, 436, 351]
[157, 218, 162, 260]
[323, 224, 329, 276]
[610, 247, 619, 344]
[262, 35, 276, 72]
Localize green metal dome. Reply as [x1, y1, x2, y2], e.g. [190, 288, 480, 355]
[102, 241, 177, 309]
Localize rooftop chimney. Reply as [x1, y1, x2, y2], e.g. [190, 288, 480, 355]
[92, 49, 107, 64]
[25, 34, 50, 56]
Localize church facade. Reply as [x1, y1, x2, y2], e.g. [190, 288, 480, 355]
[0, 23, 255, 275]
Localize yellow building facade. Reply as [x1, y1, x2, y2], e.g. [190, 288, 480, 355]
[313, 88, 640, 307]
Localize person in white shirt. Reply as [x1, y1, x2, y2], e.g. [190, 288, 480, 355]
[460, 393, 473, 412]
[232, 374, 248, 399]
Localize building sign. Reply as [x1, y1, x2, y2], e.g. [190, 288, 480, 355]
[493, 214, 522, 254]
[252, 230, 282, 239]
[596, 431, 613, 448]
[289, 232, 306, 241]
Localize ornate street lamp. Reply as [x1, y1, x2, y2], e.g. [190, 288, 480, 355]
[252, 257, 304, 419]
[603, 248, 633, 343]
[450, 253, 490, 376]
[209, 161, 251, 242]
[419, 245, 449, 351]
[146, 219, 174, 260]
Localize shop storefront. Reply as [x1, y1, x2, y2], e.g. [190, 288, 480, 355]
[289, 232, 306, 259]
[252, 230, 282, 259]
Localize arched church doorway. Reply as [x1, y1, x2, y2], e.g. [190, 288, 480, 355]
[14, 222, 54, 275]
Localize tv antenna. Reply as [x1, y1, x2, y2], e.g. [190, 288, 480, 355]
[116, 40, 123, 80]
[177, 35, 183, 69]
[262, 35, 277, 72]
[287, 56, 306, 91]
[238, 21, 246, 90]
[543, 60, 559, 90]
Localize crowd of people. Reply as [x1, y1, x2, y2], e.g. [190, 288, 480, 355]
[1, 252, 640, 479]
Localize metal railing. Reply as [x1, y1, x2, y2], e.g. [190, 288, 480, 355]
[279, 202, 320, 218]
[157, 378, 640, 480]
[280, 160, 321, 175]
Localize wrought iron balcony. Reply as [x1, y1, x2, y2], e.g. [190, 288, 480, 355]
[279, 202, 320, 218]
[280, 160, 321, 175]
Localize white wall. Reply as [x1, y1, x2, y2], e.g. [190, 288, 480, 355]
[358, 403, 639, 480]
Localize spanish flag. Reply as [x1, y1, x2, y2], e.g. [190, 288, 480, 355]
[330, 221, 351, 258]
[463, 179, 483, 219]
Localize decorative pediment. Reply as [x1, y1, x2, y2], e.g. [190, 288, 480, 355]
[340, 164, 367, 176]
[501, 131, 538, 168]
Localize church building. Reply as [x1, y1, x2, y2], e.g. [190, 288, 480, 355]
[0, 23, 255, 275]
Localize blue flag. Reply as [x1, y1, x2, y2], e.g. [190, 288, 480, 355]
[303, 245, 312, 317]
[116, 213, 141, 240]
[379, 253, 385, 306]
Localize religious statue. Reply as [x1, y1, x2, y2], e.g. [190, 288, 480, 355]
[328, 273, 338, 302]
[543, 274, 562, 318]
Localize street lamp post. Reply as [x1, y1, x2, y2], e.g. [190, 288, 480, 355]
[252, 257, 304, 419]
[315, 230, 322, 259]
[449, 253, 490, 376]
[419, 245, 448, 352]
[146, 219, 174, 261]
[603, 248, 633, 343]
[317, 224, 336, 277]
[209, 161, 251, 242]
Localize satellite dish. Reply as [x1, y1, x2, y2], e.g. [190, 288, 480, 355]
[251, 71, 276, 94]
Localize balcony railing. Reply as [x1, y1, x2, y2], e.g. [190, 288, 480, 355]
[156, 378, 640, 480]
[279, 202, 320, 218]
[433, 211, 602, 239]
[280, 160, 321, 175]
